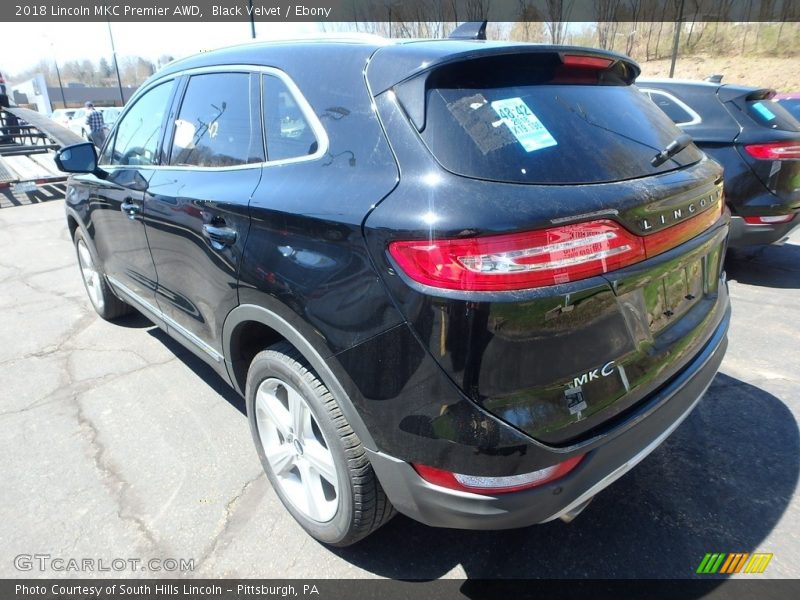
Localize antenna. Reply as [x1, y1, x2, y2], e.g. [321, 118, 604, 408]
[448, 21, 488, 41]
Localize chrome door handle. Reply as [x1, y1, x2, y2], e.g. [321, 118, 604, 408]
[120, 198, 140, 219]
[202, 223, 237, 249]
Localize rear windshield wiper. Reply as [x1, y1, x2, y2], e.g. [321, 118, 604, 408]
[651, 133, 693, 167]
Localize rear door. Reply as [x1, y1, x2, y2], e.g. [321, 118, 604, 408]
[145, 70, 264, 359]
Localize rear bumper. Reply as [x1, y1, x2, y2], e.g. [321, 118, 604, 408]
[368, 307, 729, 530]
[728, 214, 800, 247]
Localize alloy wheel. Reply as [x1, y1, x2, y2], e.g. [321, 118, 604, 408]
[255, 377, 339, 522]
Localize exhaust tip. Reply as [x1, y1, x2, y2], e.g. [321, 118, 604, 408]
[559, 496, 594, 523]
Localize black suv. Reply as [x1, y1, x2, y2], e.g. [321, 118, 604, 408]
[56, 39, 730, 546]
[638, 78, 800, 247]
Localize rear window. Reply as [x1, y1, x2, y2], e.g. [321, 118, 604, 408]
[415, 57, 703, 185]
[776, 98, 800, 121]
[747, 99, 800, 132]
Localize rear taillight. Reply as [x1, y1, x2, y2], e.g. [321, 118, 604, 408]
[641, 196, 725, 256]
[388, 196, 723, 292]
[743, 214, 795, 225]
[414, 456, 584, 495]
[389, 220, 645, 291]
[744, 142, 800, 160]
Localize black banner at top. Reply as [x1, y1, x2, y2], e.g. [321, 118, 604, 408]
[3, 0, 800, 22]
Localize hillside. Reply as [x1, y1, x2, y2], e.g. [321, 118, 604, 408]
[638, 54, 800, 93]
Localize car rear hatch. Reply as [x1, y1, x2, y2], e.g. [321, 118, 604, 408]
[364, 44, 729, 446]
[721, 86, 800, 216]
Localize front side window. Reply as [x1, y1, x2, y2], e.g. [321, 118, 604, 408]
[262, 74, 318, 161]
[169, 72, 264, 167]
[110, 80, 175, 166]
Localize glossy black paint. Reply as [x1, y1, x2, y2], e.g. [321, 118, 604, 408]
[637, 79, 800, 247]
[63, 39, 731, 519]
[361, 88, 728, 447]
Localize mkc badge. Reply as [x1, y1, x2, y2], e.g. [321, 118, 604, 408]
[565, 361, 617, 416]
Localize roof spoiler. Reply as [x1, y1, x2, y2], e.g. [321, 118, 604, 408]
[448, 21, 487, 41]
[717, 85, 776, 104]
[390, 48, 639, 132]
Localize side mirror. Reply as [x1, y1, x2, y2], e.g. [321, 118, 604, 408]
[55, 143, 102, 175]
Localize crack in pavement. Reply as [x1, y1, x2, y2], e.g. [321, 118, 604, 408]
[72, 390, 167, 556]
[194, 472, 265, 571]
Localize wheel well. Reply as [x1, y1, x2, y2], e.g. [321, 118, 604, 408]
[229, 320, 286, 393]
[66, 215, 79, 240]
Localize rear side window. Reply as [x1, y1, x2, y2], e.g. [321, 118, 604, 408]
[641, 89, 699, 125]
[415, 57, 703, 185]
[262, 74, 318, 161]
[170, 72, 264, 167]
[746, 99, 800, 132]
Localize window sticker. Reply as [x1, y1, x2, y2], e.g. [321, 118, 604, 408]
[752, 101, 776, 121]
[444, 93, 517, 155]
[490, 97, 558, 153]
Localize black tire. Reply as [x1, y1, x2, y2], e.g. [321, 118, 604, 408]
[73, 228, 133, 321]
[245, 341, 395, 546]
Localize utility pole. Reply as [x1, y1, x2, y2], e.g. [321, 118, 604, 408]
[106, 22, 126, 105]
[669, 0, 685, 78]
[249, 0, 256, 39]
[51, 44, 67, 109]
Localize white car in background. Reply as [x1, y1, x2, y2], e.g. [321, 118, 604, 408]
[66, 107, 121, 139]
[49, 108, 77, 128]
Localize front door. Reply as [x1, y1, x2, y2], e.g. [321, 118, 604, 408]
[88, 79, 177, 304]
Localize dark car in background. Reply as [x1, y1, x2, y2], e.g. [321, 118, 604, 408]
[56, 39, 730, 546]
[638, 78, 800, 247]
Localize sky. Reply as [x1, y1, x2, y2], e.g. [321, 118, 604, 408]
[1, 21, 324, 76]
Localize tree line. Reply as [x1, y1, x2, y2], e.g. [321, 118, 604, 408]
[12, 55, 176, 89]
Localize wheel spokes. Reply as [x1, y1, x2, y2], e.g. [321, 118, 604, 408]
[265, 443, 295, 476]
[256, 385, 291, 437]
[287, 385, 311, 439]
[303, 440, 337, 486]
[297, 460, 326, 521]
[77, 241, 104, 310]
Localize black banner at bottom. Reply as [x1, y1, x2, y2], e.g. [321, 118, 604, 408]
[3, 579, 800, 600]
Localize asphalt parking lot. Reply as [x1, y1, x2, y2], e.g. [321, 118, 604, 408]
[1, 198, 799, 580]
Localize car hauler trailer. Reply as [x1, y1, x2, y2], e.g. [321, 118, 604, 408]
[0, 97, 83, 209]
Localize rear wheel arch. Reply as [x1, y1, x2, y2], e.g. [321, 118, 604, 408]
[222, 304, 377, 451]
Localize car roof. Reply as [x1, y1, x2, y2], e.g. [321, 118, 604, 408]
[154, 37, 640, 94]
[636, 78, 774, 102]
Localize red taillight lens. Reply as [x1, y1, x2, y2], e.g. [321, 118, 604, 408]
[388, 220, 646, 291]
[561, 55, 614, 69]
[414, 456, 585, 495]
[641, 196, 725, 256]
[389, 197, 724, 292]
[744, 142, 800, 160]
[743, 214, 795, 225]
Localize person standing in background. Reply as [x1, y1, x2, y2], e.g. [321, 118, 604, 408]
[84, 102, 106, 148]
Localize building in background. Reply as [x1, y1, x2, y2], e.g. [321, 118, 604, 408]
[10, 75, 137, 114]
